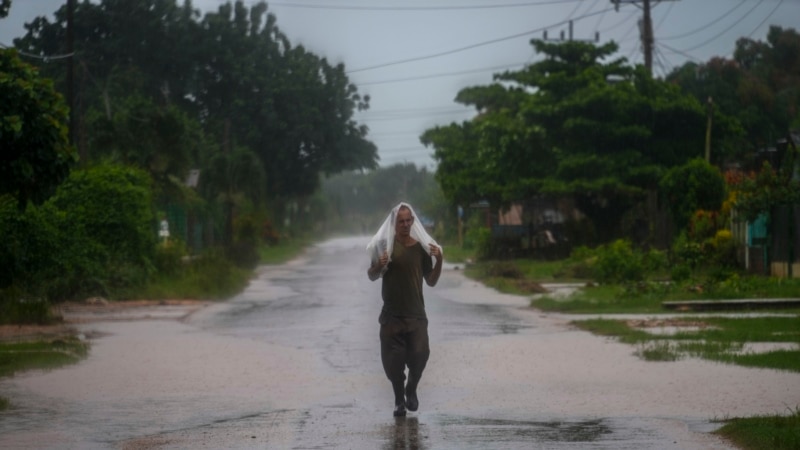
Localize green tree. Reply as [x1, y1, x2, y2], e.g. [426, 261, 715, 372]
[0, 49, 76, 209]
[659, 158, 727, 231]
[668, 26, 800, 155]
[423, 40, 714, 243]
[13, 0, 378, 212]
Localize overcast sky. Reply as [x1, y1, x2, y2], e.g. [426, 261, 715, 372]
[2, 0, 798, 170]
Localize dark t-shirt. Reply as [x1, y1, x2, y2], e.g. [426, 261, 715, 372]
[381, 241, 432, 319]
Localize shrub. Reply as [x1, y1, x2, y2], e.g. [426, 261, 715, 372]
[0, 288, 54, 325]
[594, 240, 647, 283]
[483, 261, 524, 279]
[464, 225, 492, 260]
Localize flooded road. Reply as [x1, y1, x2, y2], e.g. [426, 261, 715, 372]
[2, 236, 799, 449]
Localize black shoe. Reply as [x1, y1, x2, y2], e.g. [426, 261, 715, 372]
[393, 403, 407, 417]
[405, 390, 419, 412]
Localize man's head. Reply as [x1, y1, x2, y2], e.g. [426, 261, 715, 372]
[394, 205, 414, 238]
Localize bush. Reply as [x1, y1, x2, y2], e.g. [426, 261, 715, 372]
[464, 225, 492, 260]
[482, 261, 524, 279]
[594, 240, 648, 283]
[153, 240, 187, 276]
[0, 292, 54, 325]
[562, 240, 665, 284]
[0, 164, 158, 302]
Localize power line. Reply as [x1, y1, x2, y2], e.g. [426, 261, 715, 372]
[356, 62, 528, 86]
[347, 6, 617, 73]
[679, 0, 764, 53]
[258, 0, 584, 11]
[0, 42, 75, 61]
[747, 0, 784, 38]
[657, 41, 701, 63]
[658, 0, 747, 41]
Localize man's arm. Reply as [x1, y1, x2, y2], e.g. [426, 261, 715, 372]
[424, 244, 443, 287]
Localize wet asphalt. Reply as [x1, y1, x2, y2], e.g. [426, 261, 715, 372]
[3, 236, 794, 449]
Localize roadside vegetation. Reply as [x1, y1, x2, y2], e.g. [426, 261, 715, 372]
[714, 408, 800, 450]
[0, 337, 89, 411]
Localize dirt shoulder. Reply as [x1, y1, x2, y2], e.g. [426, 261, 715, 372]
[0, 299, 211, 343]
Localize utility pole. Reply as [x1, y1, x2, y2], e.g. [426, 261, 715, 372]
[66, 0, 76, 151]
[542, 20, 600, 43]
[705, 97, 713, 162]
[611, 0, 679, 76]
[642, 0, 653, 75]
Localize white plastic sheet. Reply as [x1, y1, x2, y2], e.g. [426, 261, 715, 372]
[366, 202, 442, 277]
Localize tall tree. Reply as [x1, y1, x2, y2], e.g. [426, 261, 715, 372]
[12, 0, 378, 208]
[668, 26, 800, 157]
[423, 40, 717, 243]
[0, 49, 76, 209]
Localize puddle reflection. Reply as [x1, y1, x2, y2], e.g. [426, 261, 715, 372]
[383, 416, 427, 450]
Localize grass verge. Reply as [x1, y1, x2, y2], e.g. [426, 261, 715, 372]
[0, 336, 89, 411]
[0, 337, 88, 378]
[714, 408, 800, 450]
[571, 316, 800, 372]
[259, 237, 313, 265]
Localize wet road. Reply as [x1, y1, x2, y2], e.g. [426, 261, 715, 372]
[2, 236, 799, 449]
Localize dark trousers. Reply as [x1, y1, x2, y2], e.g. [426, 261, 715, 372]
[379, 312, 430, 404]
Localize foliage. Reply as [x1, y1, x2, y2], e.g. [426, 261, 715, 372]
[562, 240, 665, 284]
[462, 215, 492, 260]
[13, 0, 377, 206]
[0, 288, 55, 325]
[0, 337, 89, 378]
[135, 247, 250, 300]
[715, 408, 800, 450]
[0, 49, 76, 209]
[572, 316, 800, 373]
[0, 164, 156, 301]
[423, 40, 724, 244]
[86, 95, 201, 198]
[669, 26, 800, 155]
[659, 158, 727, 231]
[731, 161, 800, 222]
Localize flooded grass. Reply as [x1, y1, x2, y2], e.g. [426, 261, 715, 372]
[715, 408, 800, 450]
[0, 337, 89, 378]
[572, 316, 800, 372]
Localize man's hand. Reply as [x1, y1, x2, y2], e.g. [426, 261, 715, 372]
[428, 244, 442, 262]
[368, 251, 389, 281]
[378, 251, 389, 267]
[425, 244, 443, 287]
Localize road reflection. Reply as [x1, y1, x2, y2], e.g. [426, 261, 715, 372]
[383, 416, 427, 450]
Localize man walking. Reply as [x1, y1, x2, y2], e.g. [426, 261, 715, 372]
[367, 202, 443, 417]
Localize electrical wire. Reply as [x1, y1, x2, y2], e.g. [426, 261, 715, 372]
[347, 6, 616, 73]
[658, 41, 702, 63]
[658, 0, 747, 40]
[679, 0, 764, 53]
[0, 42, 74, 61]
[747, 0, 783, 38]
[356, 62, 528, 86]
[226, 0, 584, 11]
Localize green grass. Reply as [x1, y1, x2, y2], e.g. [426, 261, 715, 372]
[715, 408, 800, 450]
[571, 316, 800, 372]
[442, 244, 476, 264]
[0, 337, 90, 411]
[134, 252, 251, 300]
[259, 237, 313, 264]
[0, 338, 89, 378]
